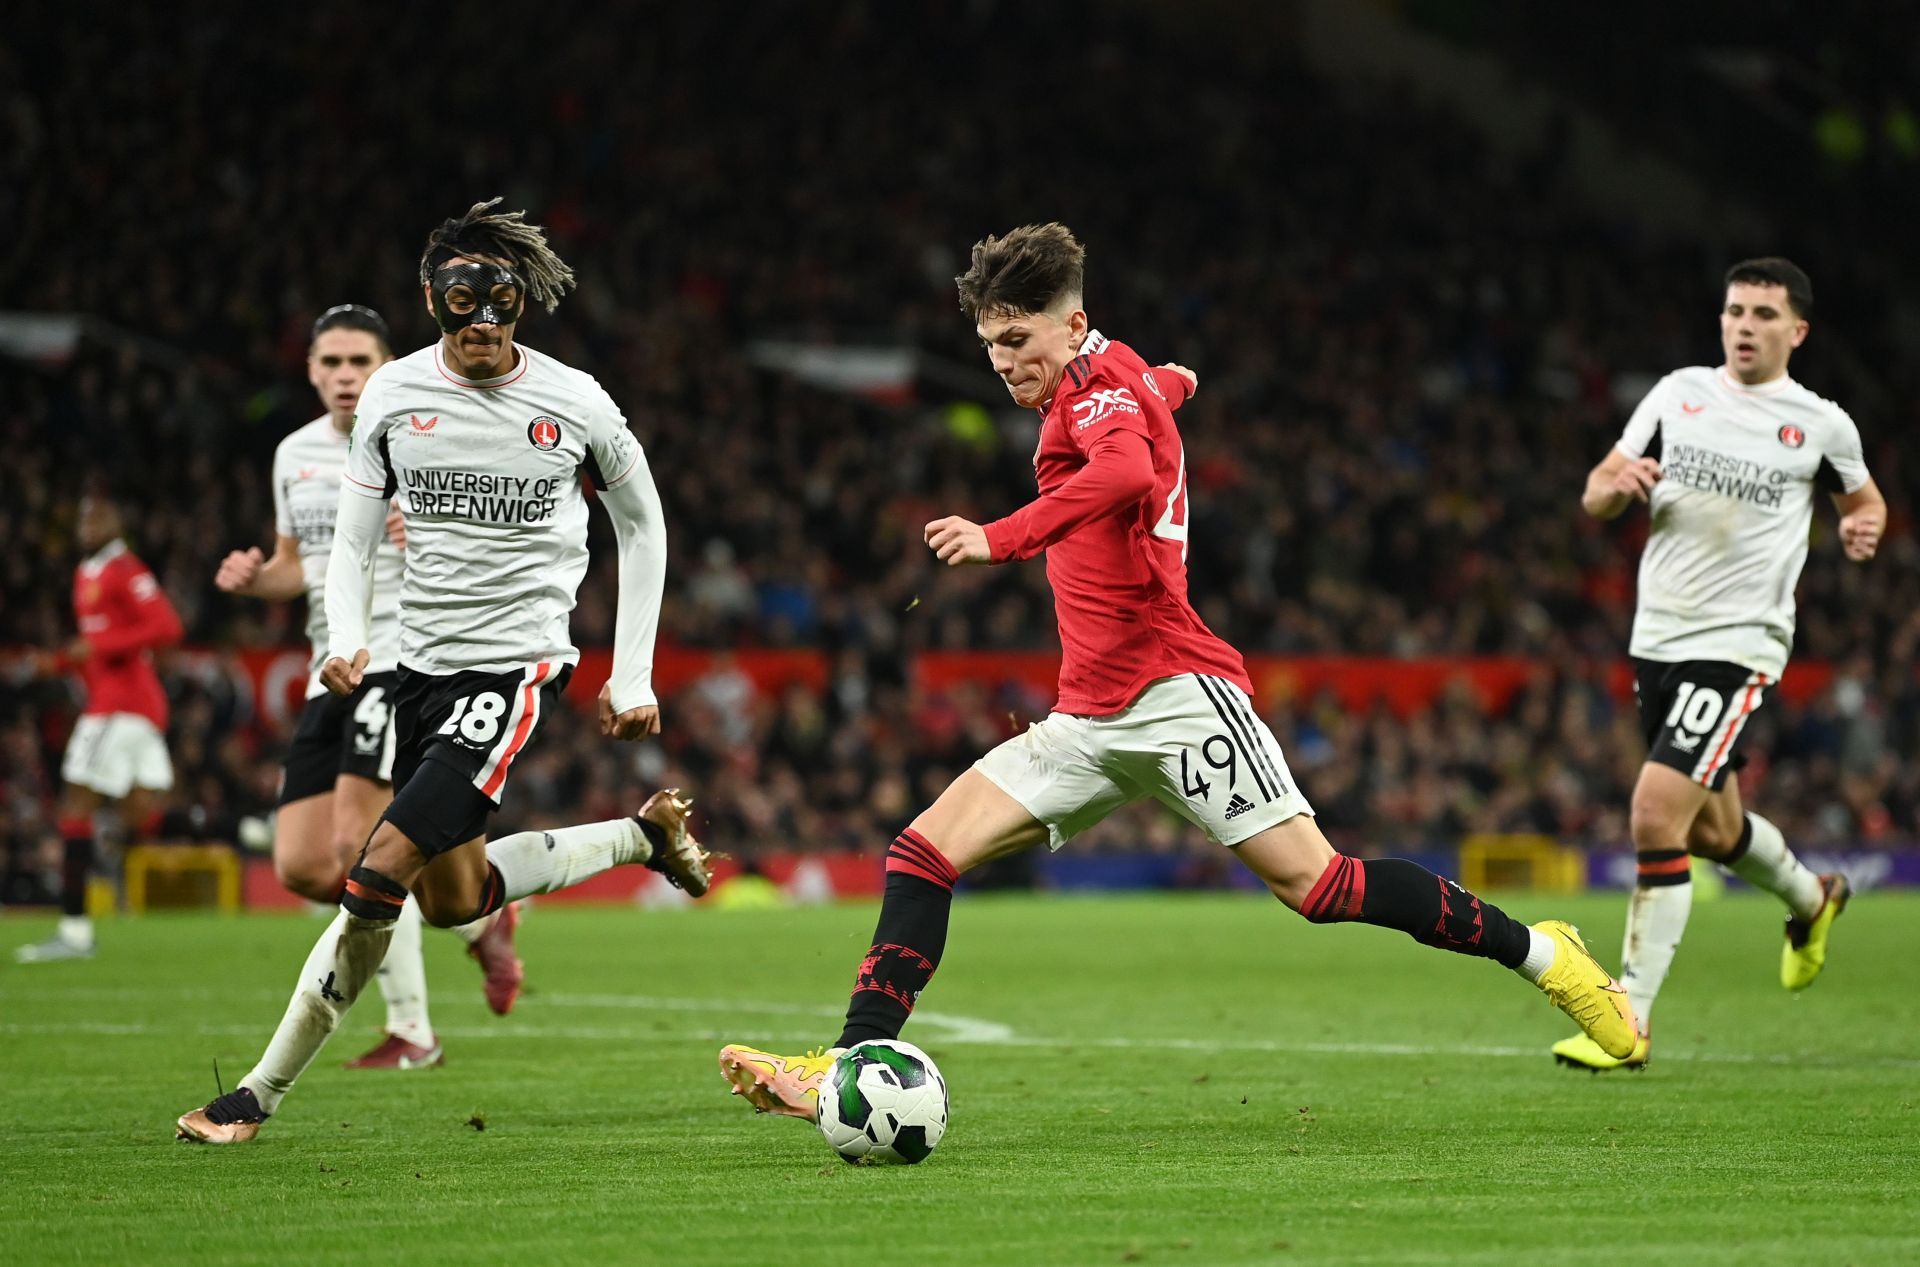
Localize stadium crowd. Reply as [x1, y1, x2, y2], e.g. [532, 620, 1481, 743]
[4, 2, 1917, 901]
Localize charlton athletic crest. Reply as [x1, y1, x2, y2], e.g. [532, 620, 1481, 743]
[528, 417, 562, 451]
[1778, 424, 1805, 449]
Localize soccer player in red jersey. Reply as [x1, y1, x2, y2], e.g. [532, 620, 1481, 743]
[719, 223, 1639, 1119]
[16, 489, 183, 963]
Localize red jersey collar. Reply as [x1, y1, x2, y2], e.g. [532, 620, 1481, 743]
[1041, 328, 1111, 411]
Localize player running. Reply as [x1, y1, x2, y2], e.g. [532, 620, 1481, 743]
[214, 303, 505, 1072]
[719, 223, 1638, 1121]
[176, 199, 710, 1142]
[16, 489, 184, 964]
[1554, 257, 1884, 1071]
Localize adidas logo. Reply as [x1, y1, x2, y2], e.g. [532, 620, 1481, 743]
[1224, 792, 1256, 820]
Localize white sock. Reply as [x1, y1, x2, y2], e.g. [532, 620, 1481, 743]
[57, 915, 93, 947]
[374, 896, 434, 1048]
[1514, 927, 1556, 983]
[447, 910, 497, 946]
[1619, 879, 1692, 1034]
[487, 818, 648, 901]
[1728, 813, 1824, 920]
[241, 910, 394, 1114]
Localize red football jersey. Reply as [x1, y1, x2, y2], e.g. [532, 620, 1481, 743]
[982, 331, 1252, 715]
[72, 540, 182, 727]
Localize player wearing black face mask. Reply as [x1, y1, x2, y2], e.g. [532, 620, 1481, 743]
[176, 199, 703, 1144]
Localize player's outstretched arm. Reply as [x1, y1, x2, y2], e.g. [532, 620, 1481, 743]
[597, 447, 669, 740]
[215, 533, 306, 601]
[320, 485, 385, 696]
[1582, 447, 1661, 520]
[975, 429, 1158, 564]
[1833, 477, 1887, 562]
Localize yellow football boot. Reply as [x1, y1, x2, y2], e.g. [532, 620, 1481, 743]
[1551, 1031, 1652, 1072]
[1782, 874, 1850, 991]
[718, 1044, 844, 1120]
[1531, 920, 1639, 1059]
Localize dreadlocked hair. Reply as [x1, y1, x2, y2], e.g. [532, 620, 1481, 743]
[419, 197, 577, 313]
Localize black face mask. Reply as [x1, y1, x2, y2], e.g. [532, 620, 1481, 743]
[430, 261, 526, 333]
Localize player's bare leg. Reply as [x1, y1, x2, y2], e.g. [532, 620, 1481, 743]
[1681, 772, 1838, 990]
[269, 783, 440, 1065]
[1613, 763, 1715, 1044]
[721, 770, 1044, 1119]
[1234, 814, 1636, 1058]
[177, 789, 705, 1139]
[16, 784, 105, 963]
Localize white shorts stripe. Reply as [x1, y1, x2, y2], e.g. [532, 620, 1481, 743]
[474, 662, 554, 800]
[1691, 672, 1768, 785]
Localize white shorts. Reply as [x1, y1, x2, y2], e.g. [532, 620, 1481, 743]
[975, 674, 1312, 849]
[61, 713, 175, 799]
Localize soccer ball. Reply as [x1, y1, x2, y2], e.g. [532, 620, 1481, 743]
[815, 1039, 949, 1164]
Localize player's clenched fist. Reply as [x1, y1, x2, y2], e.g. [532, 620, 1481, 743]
[1157, 362, 1198, 394]
[319, 649, 369, 697]
[1840, 506, 1884, 561]
[1610, 457, 1663, 503]
[214, 547, 266, 594]
[598, 682, 662, 740]
[925, 516, 991, 567]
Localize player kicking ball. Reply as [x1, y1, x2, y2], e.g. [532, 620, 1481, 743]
[176, 199, 711, 1142]
[719, 224, 1638, 1122]
[1555, 258, 1884, 1071]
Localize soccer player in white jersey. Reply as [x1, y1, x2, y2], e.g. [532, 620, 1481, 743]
[1558, 258, 1886, 1070]
[214, 304, 515, 1072]
[177, 200, 711, 1142]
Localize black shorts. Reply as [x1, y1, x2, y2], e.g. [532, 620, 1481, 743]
[277, 672, 399, 806]
[1632, 657, 1776, 791]
[381, 662, 574, 858]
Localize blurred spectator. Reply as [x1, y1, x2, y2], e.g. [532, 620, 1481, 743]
[2, 2, 1915, 884]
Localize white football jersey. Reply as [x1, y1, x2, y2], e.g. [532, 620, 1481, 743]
[272, 416, 404, 696]
[341, 343, 646, 676]
[1616, 365, 1870, 677]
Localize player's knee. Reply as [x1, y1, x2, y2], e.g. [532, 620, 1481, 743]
[275, 852, 345, 904]
[1628, 798, 1688, 853]
[358, 821, 423, 882]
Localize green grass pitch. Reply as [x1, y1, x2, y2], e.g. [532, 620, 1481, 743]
[3, 891, 1917, 1265]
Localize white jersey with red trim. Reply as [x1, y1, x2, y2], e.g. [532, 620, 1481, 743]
[1615, 364, 1871, 678]
[341, 343, 647, 676]
[273, 415, 404, 697]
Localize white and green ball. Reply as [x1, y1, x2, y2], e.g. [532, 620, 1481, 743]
[815, 1040, 949, 1164]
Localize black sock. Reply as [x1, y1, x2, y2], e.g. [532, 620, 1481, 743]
[1300, 854, 1532, 969]
[60, 835, 93, 918]
[837, 831, 959, 1047]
